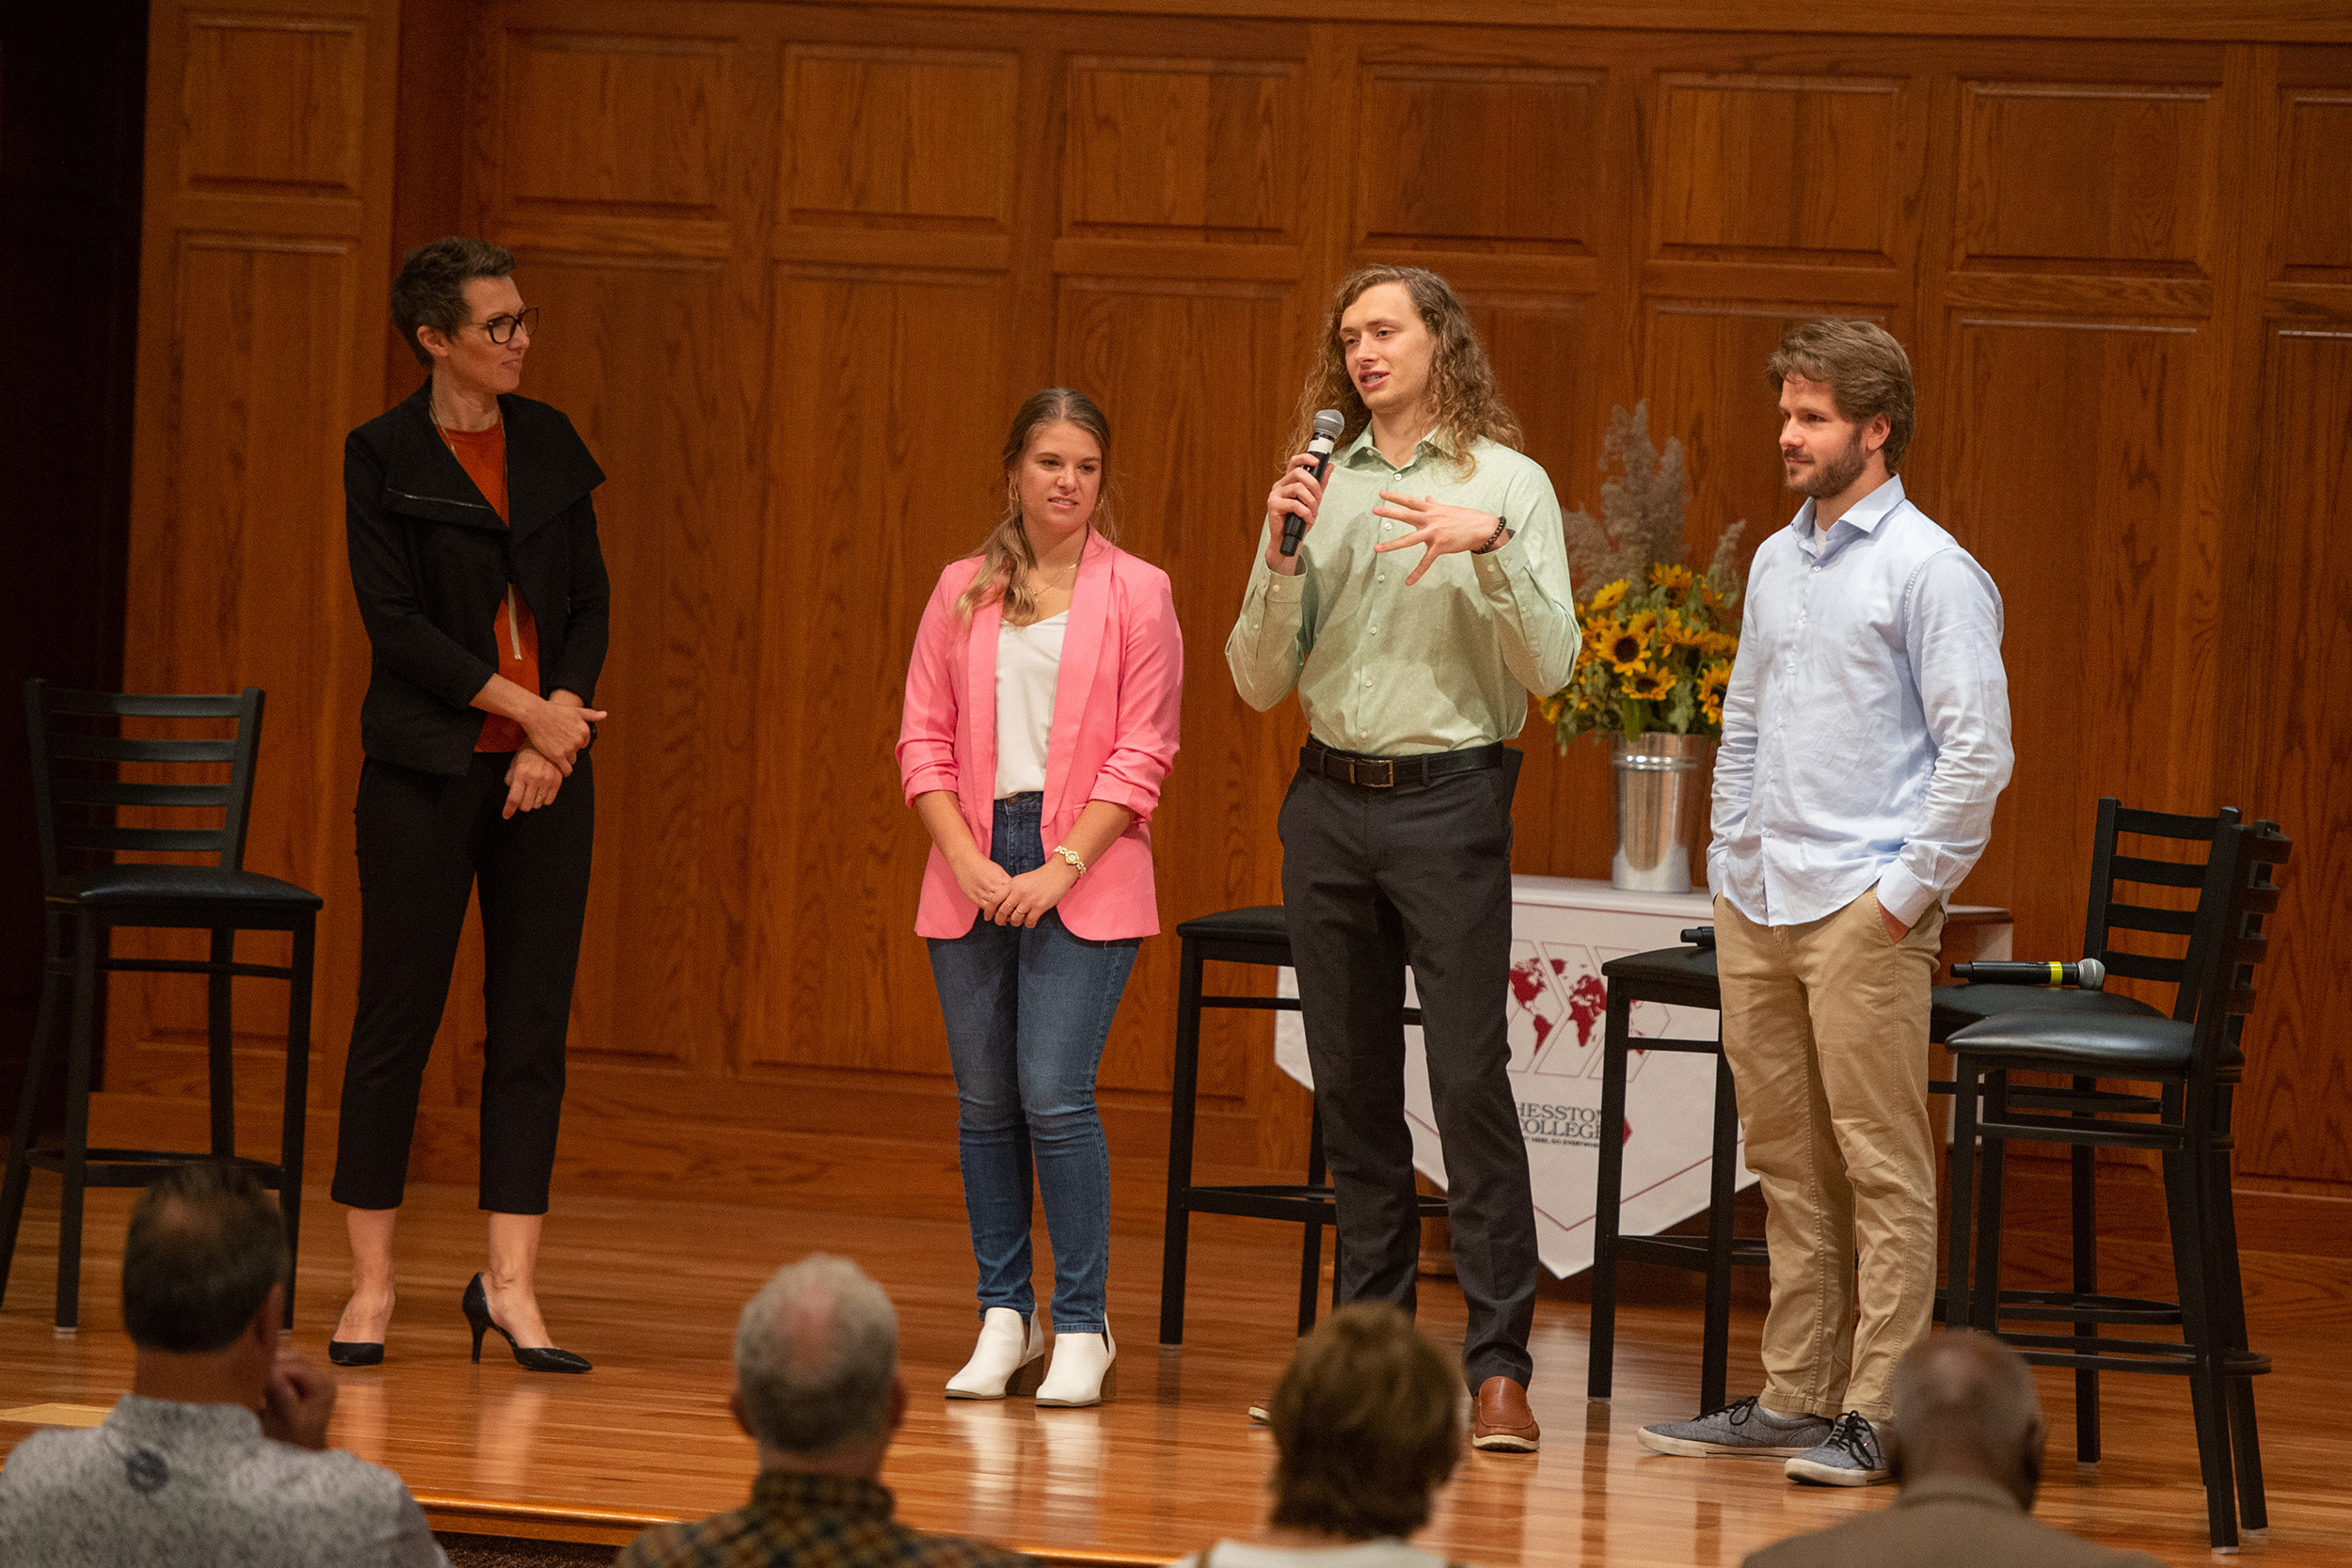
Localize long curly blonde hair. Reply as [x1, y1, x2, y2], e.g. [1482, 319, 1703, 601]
[1287, 266, 1522, 475]
[954, 388, 1119, 625]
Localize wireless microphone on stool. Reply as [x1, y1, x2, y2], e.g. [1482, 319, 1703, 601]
[1949, 958, 2107, 990]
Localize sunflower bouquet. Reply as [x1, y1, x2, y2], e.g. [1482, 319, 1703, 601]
[1539, 403, 1746, 750]
[1541, 562, 1741, 746]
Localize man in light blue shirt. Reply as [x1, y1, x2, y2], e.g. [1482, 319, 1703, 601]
[1640, 320, 2012, 1487]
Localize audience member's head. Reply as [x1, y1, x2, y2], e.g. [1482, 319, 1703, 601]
[123, 1161, 290, 1355]
[731, 1254, 905, 1474]
[1890, 1330, 2046, 1506]
[1266, 1303, 1463, 1541]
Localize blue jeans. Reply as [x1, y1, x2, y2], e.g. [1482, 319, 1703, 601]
[927, 794, 1137, 1333]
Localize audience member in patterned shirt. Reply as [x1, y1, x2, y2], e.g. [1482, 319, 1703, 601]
[618, 1255, 1035, 1568]
[0, 1163, 446, 1567]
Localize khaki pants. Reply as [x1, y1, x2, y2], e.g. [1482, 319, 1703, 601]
[1716, 888, 1944, 1422]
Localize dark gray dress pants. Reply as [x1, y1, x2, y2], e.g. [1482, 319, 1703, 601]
[1277, 749, 1537, 1389]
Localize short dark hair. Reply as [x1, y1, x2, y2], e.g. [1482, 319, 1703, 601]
[391, 236, 516, 368]
[1267, 1303, 1462, 1539]
[1765, 317, 1917, 470]
[121, 1163, 289, 1354]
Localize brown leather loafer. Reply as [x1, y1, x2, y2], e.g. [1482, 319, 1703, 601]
[1470, 1375, 1540, 1451]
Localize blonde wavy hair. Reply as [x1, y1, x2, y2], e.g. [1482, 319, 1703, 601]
[954, 388, 1119, 625]
[1288, 265, 1522, 475]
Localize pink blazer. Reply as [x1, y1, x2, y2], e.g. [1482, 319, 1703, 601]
[897, 539, 1184, 941]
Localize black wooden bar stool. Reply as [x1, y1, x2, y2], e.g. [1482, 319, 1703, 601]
[0, 682, 323, 1330]
[1585, 942, 1765, 1413]
[1928, 799, 2236, 1467]
[1156, 904, 1444, 1347]
[1947, 818, 2287, 1552]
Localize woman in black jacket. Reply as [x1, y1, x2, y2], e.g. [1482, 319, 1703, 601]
[328, 237, 610, 1372]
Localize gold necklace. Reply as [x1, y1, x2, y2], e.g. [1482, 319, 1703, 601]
[1026, 538, 1083, 594]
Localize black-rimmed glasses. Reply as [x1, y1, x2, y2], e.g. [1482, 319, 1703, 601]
[473, 307, 540, 344]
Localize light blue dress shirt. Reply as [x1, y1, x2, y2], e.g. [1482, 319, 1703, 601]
[1708, 475, 2013, 929]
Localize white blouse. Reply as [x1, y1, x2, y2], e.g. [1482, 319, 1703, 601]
[993, 610, 1066, 798]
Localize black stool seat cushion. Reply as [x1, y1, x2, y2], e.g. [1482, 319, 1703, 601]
[1947, 1011, 2194, 1073]
[49, 863, 325, 911]
[1931, 982, 2159, 1042]
[1177, 905, 1289, 942]
[1600, 945, 1718, 984]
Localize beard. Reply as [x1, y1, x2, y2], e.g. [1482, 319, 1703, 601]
[1786, 425, 1869, 499]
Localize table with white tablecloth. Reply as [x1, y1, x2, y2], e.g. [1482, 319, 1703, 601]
[1272, 875, 2012, 1279]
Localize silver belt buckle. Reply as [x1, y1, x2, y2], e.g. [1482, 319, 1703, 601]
[1352, 756, 1395, 788]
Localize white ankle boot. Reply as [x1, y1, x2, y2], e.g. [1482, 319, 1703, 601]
[945, 1308, 1045, 1400]
[1035, 1325, 1116, 1407]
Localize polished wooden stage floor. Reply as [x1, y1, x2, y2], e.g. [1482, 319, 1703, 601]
[3, 1181, 2347, 1566]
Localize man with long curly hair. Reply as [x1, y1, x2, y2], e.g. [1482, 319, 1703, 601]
[1226, 265, 1579, 1452]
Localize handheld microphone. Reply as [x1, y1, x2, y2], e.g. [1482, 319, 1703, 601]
[1281, 409, 1346, 558]
[1950, 958, 2107, 991]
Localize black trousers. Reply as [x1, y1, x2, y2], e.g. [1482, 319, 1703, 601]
[331, 752, 595, 1213]
[1278, 751, 1538, 1389]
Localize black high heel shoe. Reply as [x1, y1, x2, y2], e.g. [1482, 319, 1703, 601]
[329, 1298, 389, 1366]
[462, 1273, 592, 1373]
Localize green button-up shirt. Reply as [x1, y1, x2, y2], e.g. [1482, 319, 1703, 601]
[1226, 427, 1580, 754]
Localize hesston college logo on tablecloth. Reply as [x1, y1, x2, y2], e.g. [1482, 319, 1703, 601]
[1518, 1101, 1627, 1148]
[1507, 940, 1661, 1148]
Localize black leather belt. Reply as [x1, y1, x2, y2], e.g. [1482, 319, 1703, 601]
[1300, 737, 1507, 789]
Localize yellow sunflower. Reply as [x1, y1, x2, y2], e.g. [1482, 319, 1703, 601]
[1661, 609, 1708, 648]
[1587, 579, 1630, 614]
[1622, 663, 1674, 703]
[1648, 562, 1694, 594]
[1697, 658, 1732, 724]
[1699, 581, 1726, 611]
[1699, 629, 1740, 659]
[1597, 617, 1649, 673]
[1625, 609, 1661, 642]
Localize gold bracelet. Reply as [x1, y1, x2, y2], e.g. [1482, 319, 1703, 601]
[1049, 845, 1087, 876]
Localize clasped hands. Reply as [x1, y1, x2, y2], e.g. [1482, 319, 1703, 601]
[950, 850, 1079, 929]
[504, 690, 607, 819]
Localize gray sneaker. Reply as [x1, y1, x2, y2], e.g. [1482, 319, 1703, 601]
[1784, 1412, 1892, 1485]
[1638, 1395, 1835, 1458]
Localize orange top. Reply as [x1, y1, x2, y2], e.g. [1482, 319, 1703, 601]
[437, 421, 543, 753]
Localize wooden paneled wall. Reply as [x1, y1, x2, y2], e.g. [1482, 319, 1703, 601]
[107, 1, 2352, 1217]
[108, 0, 394, 1121]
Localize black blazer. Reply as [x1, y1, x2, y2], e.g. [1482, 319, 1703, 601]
[344, 384, 610, 776]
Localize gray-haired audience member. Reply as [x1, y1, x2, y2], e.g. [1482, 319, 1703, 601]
[0, 1163, 447, 1567]
[618, 1254, 1034, 1568]
[1744, 1332, 2165, 1568]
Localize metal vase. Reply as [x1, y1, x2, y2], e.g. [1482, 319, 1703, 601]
[1610, 733, 1714, 894]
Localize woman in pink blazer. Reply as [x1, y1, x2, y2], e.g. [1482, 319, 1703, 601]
[897, 388, 1183, 1409]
